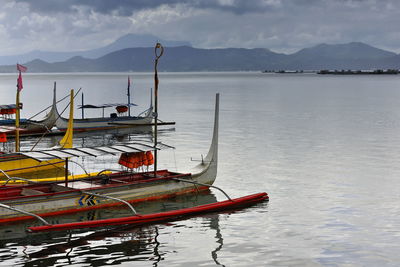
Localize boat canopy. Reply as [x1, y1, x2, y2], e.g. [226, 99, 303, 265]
[18, 142, 173, 162]
[78, 103, 137, 109]
[0, 126, 26, 133]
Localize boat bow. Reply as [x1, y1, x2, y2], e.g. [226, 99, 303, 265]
[33, 83, 60, 131]
[190, 93, 219, 184]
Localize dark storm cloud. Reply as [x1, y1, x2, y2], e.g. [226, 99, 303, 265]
[16, 0, 392, 16]
[16, 0, 284, 15]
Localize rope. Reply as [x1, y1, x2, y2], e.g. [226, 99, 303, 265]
[30, 88, 82, 151]
[27, 93, 71, 120]
[173, 148, 178, 172]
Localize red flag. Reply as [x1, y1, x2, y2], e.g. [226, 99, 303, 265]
[17, 72, 23, 91]
[17, 64, 27, 72]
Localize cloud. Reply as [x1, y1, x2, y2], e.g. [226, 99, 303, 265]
[18, 0, 385, 16]
[15, 0, 284, 16]
[0, 0, 399, 56]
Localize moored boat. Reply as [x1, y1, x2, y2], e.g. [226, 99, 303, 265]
[53, 77, 156, 132]
[54, 106, 154, 132]
[0, 94, 59, 135]
[0, 91, 220, 223]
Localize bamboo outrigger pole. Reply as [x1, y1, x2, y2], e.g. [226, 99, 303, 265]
[127, 76, 131, 117]
[154, 43, 164, 177]
[15, 64, 27, 152]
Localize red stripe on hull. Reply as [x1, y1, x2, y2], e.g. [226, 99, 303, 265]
[28, 192, 269, 232]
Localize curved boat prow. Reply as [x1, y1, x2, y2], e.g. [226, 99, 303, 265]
[42, 82, 60, 128]
[191, 93, 219, 184]
[26, 82, 60, 132]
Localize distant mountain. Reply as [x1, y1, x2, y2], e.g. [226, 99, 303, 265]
[293, 42, 396, 60]
[0, 34, 191, 65]
[0, 42, 399, 72]
[0, 46, 289, 72]
[288, 42, 399, 69]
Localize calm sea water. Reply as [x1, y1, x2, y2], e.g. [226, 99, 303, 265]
[0, 72, 400, 266]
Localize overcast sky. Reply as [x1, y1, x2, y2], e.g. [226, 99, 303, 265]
[1, 0, 399, 55]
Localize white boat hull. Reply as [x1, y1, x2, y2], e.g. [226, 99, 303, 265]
[55, 114, 153, 131]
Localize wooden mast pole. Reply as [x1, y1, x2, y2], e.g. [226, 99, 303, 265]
[81, 92, 84, 119]
[127, 76, 131, 117]
[15, 64, 27, 152]
[15, 88, 20, 152]
[153, 43, 164, 177]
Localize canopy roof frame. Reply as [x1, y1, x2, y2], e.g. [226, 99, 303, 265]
[78, 103, 137, 109]
[18, 142, 172, 162]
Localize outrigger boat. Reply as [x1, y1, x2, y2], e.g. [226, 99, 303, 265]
[0, 90, 220, 220]
[54, 77, 156, 132]
[0, 44, 268, 232]
[0, 93, 59, 135]
[0, 93, 268, 232]
[54, 100, 155, 132]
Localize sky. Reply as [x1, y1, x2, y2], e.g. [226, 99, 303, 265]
[1, 0, 400, 55]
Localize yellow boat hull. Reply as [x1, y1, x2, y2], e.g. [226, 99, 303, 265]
[0, 154, 65, 179]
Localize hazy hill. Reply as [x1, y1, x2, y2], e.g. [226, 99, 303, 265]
[288, 42, 399, 69]
[11, 46, 289, 72]
[79, 34, 192, 59]
[293, 42, 396, 60]
[0, 34, 191, 65]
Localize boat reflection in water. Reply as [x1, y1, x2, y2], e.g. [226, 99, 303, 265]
[27, 124, 175, 153]
[0, 191, 235, 266]
[75, 125, 175, 146]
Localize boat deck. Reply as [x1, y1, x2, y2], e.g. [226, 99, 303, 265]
[0, 170, 190, 200]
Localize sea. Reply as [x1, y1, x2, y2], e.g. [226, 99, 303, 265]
[0, 72, 399, 266]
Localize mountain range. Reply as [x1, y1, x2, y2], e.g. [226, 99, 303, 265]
[0, 34, 191, 65]
[0, 35, 399, 72]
